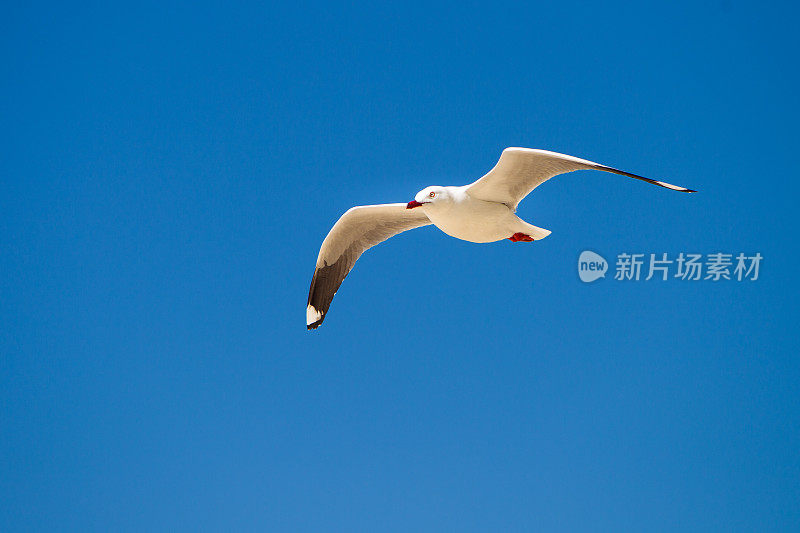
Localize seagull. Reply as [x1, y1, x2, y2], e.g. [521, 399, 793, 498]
[307, 147, 695, 329]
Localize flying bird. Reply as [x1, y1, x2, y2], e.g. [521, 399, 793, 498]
[306, 147, 695, 329]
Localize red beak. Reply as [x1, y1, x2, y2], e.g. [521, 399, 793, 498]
[407, 200, 423, 209]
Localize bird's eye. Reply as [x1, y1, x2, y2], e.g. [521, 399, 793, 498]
[429, 191, 436, 198]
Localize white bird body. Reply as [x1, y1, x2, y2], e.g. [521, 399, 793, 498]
[306, 147, 695, 329]
[416, 186, 550, 243]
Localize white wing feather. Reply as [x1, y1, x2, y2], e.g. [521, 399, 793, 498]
[306, 203, 431, 329]
[467, 147, 695, 209]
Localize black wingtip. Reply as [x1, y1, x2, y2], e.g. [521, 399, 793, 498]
[307, 318, 324, 330]
[599, 165, 696, 194]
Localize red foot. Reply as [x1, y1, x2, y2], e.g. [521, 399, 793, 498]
[508, 232, 535, 242]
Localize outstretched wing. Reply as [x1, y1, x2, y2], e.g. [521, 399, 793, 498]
[466, 147, 695, 210]
[307, 203, 431, 330]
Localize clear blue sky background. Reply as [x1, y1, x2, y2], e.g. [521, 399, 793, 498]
[2, 1, 799, 531]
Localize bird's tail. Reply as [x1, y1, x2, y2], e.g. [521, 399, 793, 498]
[515, 219, 552, 240]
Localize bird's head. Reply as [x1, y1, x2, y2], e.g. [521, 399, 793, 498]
[407, 186, 449, 209]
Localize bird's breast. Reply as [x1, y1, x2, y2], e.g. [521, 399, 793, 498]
[425, 199, 513, 243]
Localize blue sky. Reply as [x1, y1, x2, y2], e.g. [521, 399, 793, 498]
[2, 1, 799, 530]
